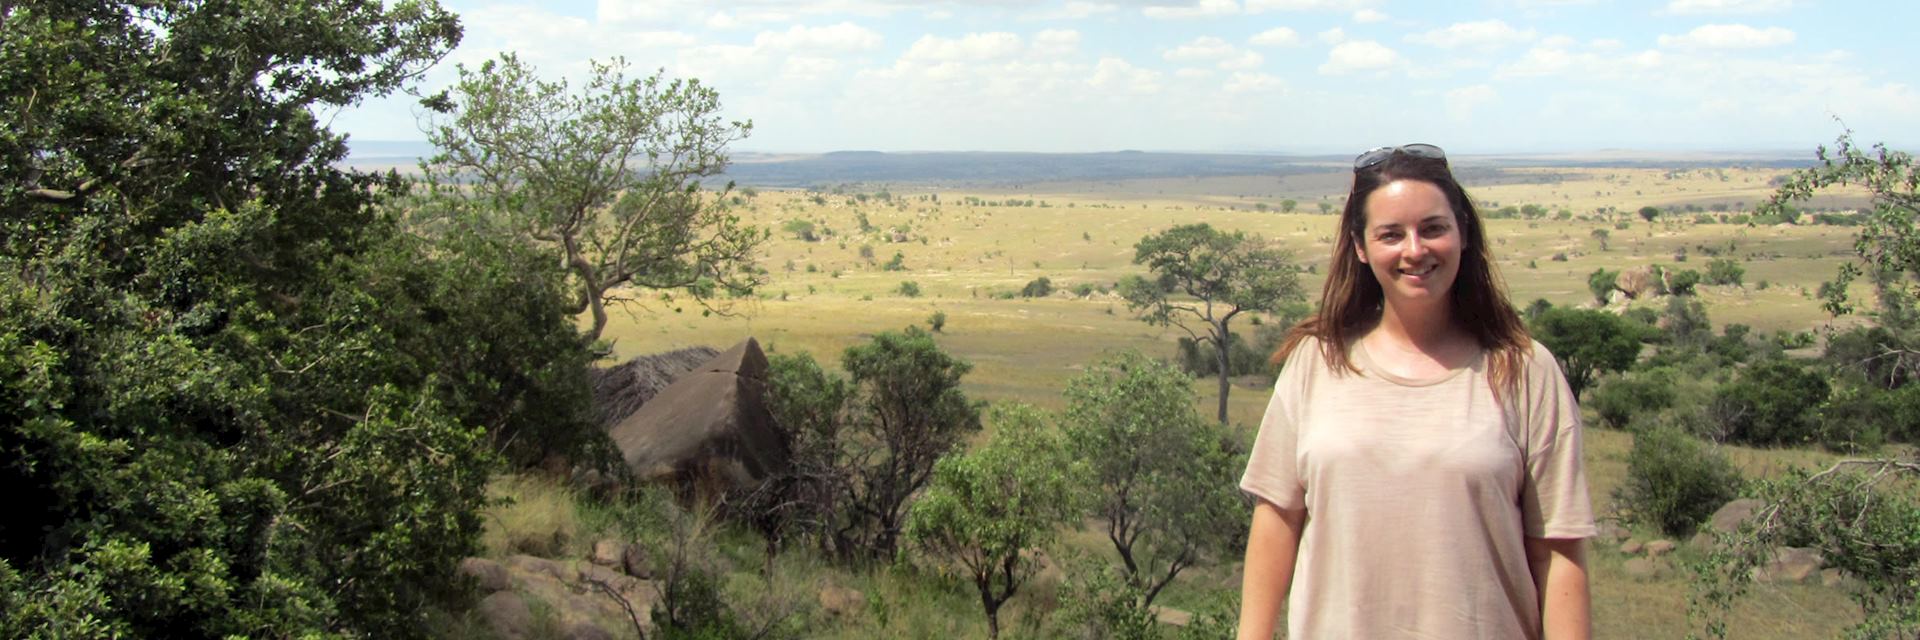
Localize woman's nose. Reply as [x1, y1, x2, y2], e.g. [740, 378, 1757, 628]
[1405, 234, 1427, 260]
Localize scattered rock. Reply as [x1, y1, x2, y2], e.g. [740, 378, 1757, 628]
[479, 591, 534, 640]
[1151, 606, 1193, 627]
[622, 542, 653, 579]
[505, 554, 572, 583]
[819, 585, 866, 618]
[1617, 267, 1658, 299]
[1753, 546, 1823, 584]
[1623, 557, 1667, 581]
[460, 557, 513, 593]
[591, 539, 623, 567]
[1619, 541, 1644, 555]
[566, 621, 617, 640]
[1644, 540, 1677, 557]
[1707, 499, 1765, 535]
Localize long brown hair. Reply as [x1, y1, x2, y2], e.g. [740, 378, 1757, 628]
[1274, 150, 1532, 397]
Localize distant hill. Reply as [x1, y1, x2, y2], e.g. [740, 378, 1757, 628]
[341, 141, 1813, 189]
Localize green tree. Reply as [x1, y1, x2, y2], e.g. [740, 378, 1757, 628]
[1022, 276, 1054, 298]
[905, 405, 1085, 640]
[0, 1, 553, 636]
[1529, 307, 1642, 398]
[1711, 358, 1830, 446]
[1668, 269, 1703, 296]
[1590, 228, 1611, 251]
[838, 328, 982, 561]
[783, 218, 819, 241]
[1588, 268, 1620, 304]
[1639, 206, 1661, 222]
[1705, 258, 1745, 287]
[422, 53, 765, 343]
[1120, 224, 1303, 423]
[1063, 352, 1245, 609]
[1280, 199, 1297, 213]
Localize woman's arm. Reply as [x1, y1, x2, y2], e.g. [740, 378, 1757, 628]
[1525, 536, 1591, 640]
[1237, 499, 1307, 640]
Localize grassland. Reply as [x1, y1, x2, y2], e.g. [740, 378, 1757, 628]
[560, 163, 1884, 638]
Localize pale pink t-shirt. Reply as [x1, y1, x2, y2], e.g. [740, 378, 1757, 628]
[1240, 337, 1595, 639]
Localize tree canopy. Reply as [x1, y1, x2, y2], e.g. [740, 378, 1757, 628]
[1120, 223, 1302, 423]
[421, 53, 765, 343]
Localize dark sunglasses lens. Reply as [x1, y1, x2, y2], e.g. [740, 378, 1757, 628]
[1402, 143, 1446, 160]
[1353, 147, 1393, 170]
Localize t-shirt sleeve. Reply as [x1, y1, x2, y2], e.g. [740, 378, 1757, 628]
[1520, 341, 1598, 539]
[1240, 344, 1309, 511]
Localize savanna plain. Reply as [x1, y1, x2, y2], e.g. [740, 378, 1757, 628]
[467, 160, 1899, 638]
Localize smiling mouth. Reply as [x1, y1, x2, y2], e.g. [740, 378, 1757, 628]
[1398, 264, 1438, 277]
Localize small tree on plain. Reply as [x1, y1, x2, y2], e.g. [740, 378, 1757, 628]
[905, 404, 1085, 640]
[1063, 351, 1245, 609]
[1120, 224, 1303, 423]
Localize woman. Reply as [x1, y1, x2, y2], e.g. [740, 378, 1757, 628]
[1237, 145, 1595, 639]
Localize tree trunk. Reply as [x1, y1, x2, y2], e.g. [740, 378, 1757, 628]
[1214, 328, 1232, 424]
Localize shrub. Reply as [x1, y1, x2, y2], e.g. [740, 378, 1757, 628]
[896, 281, 921, 297]
[1668, 269, 1703, 295]
[928, 311, 947, 333]
[1614, 424, 1744, 537]
[1021, 276, 1054, 298]
[1711, 358, 1830, 446]
[1588, 268, 1619, 304]
[1705, 258, 1745, 286]
[882, 251, 907, 271]
[1817, 386, 1889, 454]
[1588, 368, 1677, 429]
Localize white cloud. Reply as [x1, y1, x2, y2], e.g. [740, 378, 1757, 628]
[1250, 27, 1304, 47]
[1225, 71, 1286, 93]
[1143, 0, 1241, 19]
[1246, 0, 1373, 11]
[1032, 29, 1082, 57]
[1408, 20, 1538, 49]
[1176, 68, 1215, 79]
[1662, 0, 1792, 14]
[1352, 9, 1389, 23]
[1319, 40, 1402, 74]
[1445, 84, 1497, 120]
[1497, 46, 1577, 77]
[1657, 24, 1795, 49]
[1029, 1, 1119, 20]
[1318, 27, 1348, 45]
[755, 23, 884, 52]
[1165, 36, 1264, 69]
[1165, 36, 1239, 61]
[706, 12, 742, 30]
[1588, 38, 1625, 50]
[1540, 34, 1576, 48]
[904, 32, 1024, 61]
[1089, 57, 1164, 94]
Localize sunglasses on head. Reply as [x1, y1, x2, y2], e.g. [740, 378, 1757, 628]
[1353, 143, 1446, 171]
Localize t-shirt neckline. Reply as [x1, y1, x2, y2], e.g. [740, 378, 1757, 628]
[1352, 338, 1484, 387]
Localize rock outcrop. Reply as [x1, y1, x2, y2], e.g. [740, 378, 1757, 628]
[605, 338, 791, 494]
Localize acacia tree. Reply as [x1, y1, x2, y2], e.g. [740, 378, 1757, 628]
[1529, 307, 1642, 398]
[905, 404, 1084, 640]
[1119, 223, 1302, 423]
[838, 327, 982, 561]
[1063, 351, 1244, 609]
[422, 54, 766, 343]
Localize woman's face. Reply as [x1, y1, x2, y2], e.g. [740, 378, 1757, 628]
[1356, 179, 1464, 312]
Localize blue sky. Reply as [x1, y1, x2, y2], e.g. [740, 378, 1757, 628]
[332, 0, 1920, 154]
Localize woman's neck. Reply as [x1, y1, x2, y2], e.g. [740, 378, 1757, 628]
[1374, 299, 1462, 352]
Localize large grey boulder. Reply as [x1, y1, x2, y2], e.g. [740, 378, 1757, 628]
[606, 338, 791, 491]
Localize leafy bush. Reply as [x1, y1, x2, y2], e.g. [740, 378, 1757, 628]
[1589, 368, 1678, 429]
[1706, 258, 1745, 286]
[1589, 268, 1620, 304]
[1669, 269, 1703, 295]
[1615, 424, 1744, 537]
[1710, 358, 1831, 446]
[1530, 307, 1644, 398]
[896, 281, 922, 297]
[1021, 277, 1054, 298]
[928, 311, 947, 333]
